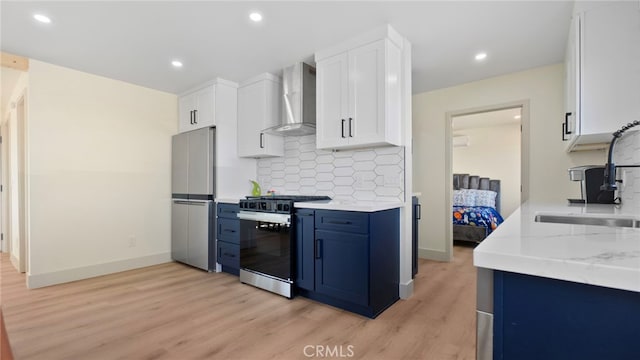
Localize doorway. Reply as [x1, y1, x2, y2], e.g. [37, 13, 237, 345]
[445, 101, 529, 258]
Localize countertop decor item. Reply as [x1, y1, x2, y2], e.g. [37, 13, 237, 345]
[250, 180, 261, 197]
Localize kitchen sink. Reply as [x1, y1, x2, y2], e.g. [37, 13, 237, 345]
[534, 213, 640, 228]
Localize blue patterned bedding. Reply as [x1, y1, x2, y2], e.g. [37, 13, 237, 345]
[453, 206, 504, 234]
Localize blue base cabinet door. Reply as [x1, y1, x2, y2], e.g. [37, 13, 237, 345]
[494, 270, 640, 360]
[315, 230, 368, 306]
[295, 209, 315, 291]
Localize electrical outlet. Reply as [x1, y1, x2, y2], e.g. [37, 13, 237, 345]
[128, 236, 136, 248]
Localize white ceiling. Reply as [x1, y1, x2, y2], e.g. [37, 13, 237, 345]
[0, 1, 575, 95]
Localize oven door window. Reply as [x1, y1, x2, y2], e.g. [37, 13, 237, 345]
[240, 220, 292, 281]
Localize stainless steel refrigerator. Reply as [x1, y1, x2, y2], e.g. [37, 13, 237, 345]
[171, 127, 216, 271]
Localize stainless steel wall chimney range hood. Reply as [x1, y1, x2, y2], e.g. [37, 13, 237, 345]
[263, 62, 316, 136]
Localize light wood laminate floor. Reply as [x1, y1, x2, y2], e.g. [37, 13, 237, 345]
[0, 246, 477, 360]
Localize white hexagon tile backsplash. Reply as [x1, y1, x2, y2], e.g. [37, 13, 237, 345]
[613, 129, 640, 204]
[257, 135, 405, 202]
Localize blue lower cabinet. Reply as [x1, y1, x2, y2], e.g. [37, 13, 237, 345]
[315, 230, 368, 306]
[494, 270, 640, 359]
[295, 209, 315, 291]
[217, 241, 239, 275]
[296, 208, 400, 318]
[216, 203, 240, 275]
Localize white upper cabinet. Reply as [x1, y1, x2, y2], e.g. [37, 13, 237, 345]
[564, 1, 640, 151]
[315, 28, 403, 150]
[237, 73, 284, 158]
[178, 84, 216, 133]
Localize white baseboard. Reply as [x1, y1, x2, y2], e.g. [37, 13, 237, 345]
[418, 247, 452, 262]
[10, 254, 20, 272]
[399, 279, 414, 299]
[26, 252, 172, 289]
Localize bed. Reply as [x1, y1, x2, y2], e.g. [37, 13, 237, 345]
[452, 174, 504, 244]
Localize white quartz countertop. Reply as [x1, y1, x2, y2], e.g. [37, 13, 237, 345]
[474, 201, 640, 292]
[215, 197, 241, 204]
[294, 200, 404, 212]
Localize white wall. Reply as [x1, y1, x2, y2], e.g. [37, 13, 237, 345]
[26, 60, 177, 288]
[453, 123, 521, 218]
[413, 64, 606, 259]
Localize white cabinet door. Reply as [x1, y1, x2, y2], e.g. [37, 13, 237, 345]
[178, 93, 197, 133]
[195, 86, 215, 128]
[348, 40, 386, 147]
[563, 14, 580, 147]
[316, 52, 349, 149]
[178, 85, 216, 133]
[316, 39, 402, 150]
[580, 2, 640, 136]
[566, 2, 640, 149]
[237, 75, 284, 158]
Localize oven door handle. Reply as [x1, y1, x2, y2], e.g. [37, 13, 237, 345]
[237, 211, 291, 224]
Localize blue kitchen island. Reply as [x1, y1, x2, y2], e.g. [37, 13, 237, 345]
[474, 202, 640, 360]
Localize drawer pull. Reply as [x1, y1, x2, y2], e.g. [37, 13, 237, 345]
[327, 220, 352, 225]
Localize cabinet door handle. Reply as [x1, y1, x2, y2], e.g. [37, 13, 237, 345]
[315, 239, 322, 259]
[190, 110, 194, 124]
[223, 229, 236, 233]
[562, 123, 568, 141]
[341, 119, 346, 138]
[416, 204, 421, 220]
[260, 133, 264, 148]
[349, 117, 353, 137]
[193, 109, 198, 124]
[564, 112, 572, 135]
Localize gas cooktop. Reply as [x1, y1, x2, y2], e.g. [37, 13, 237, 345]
[239, 195, 331, 214]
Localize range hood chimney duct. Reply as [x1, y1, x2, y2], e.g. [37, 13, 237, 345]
[263, 62, 316, 136]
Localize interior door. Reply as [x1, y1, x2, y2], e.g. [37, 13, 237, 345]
[171, 200, 189, 264]
[187, 200, 212, 270]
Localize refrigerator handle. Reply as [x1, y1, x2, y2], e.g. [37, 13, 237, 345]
[173, 200, 211, 205]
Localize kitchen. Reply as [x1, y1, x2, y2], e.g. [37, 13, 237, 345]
[1, 1, 639, 359]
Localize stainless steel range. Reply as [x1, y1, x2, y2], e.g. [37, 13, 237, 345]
[237, 195, 330, 298]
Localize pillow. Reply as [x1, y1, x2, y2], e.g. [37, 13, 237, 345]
[474, 189, 497, 209]
[453, 189, 477, 207]
[453, 189, 498, 209]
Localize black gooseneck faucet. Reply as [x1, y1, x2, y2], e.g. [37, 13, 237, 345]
[600, 120, 640, 192]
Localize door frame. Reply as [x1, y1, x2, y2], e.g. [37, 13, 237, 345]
[16, 95, 27, 273]
[444, 100, 530, 259]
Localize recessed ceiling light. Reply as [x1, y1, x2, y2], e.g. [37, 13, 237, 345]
[33, 14, 52, 24]
[171, 60, 183, 68]
[249, 12, 263, 22]
[475, 52, 487, 61]
[514, 115, 521, 119]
